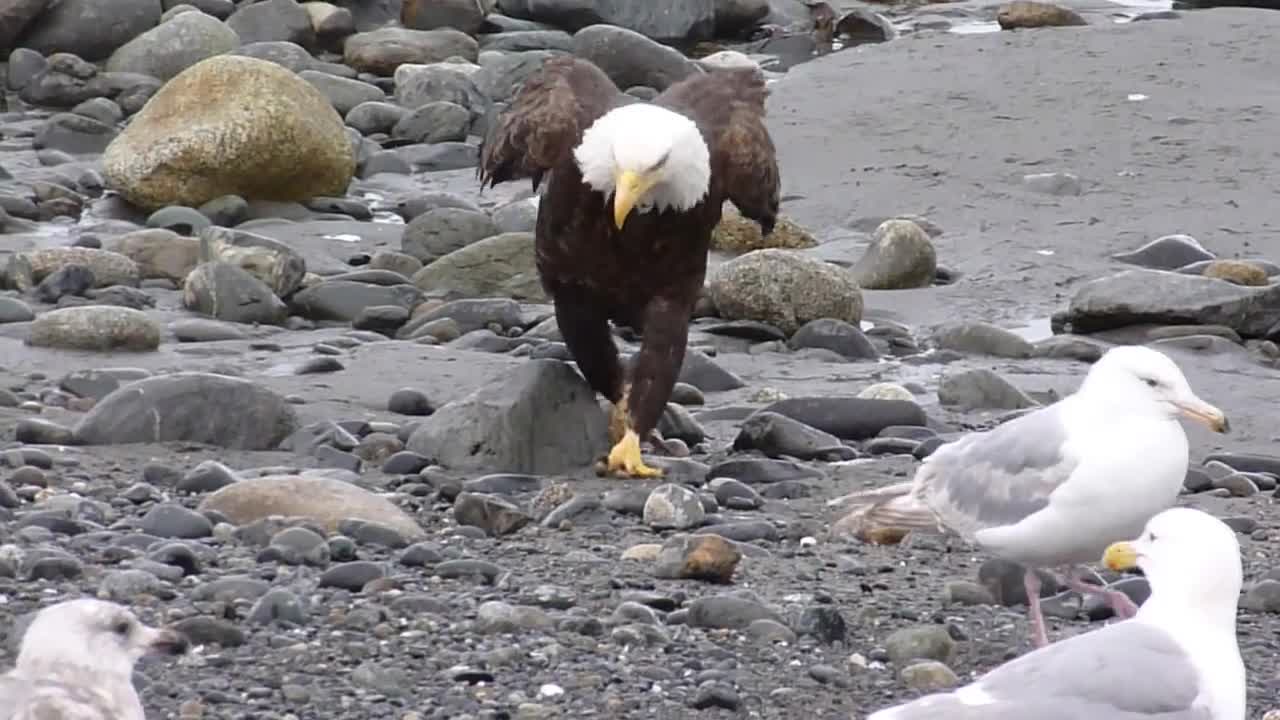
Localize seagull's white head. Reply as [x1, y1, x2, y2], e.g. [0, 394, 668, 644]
[1081, 345, 1228, 433]
[15, 598, 189, 679]
[573, 102, 711, 230]
[1102, 507, 1242, 619]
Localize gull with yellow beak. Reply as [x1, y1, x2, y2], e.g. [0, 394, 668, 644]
[867, 507, 1246, 720]
[828, 344, 1229, 648]
[479, 56, 780, 478]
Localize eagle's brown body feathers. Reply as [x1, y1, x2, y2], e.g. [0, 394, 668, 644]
[479, 56, 781, 473]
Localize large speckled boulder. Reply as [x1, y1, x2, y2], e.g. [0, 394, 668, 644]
[708, 249, 862, 336]
[102, 55, 355, 211]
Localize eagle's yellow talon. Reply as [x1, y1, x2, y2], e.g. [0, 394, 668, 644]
[607, 429, 663, 478]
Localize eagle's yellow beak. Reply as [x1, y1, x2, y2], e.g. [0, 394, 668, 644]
[1102, 540, 1140, 571]
[613, 169, 655, 230]
[1174, 397, 1230, 434]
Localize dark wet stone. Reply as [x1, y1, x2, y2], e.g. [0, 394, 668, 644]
[687, 594, 781, 630]
[1183, 466, 1213, 493]
[1203, 452, 1280, 477]
[318, 560, 386, 591]
[73, 373, 298, 450]
[138, 503, 213, 539]
[863, 437, 921, 455]
[757, 397, 927, 440]
[176, 460, 239, 494]
[788, 318, 878, 359]
[248, 588, 308, 625]
[708, 477, 763, 510]
[433, 558, 502, 583]
[706, 458, 823, 485]
[931, 320, 1034, 358]
[675, 349, 745, 392]
[733, 411, 855, 461]
[147, 543, 201, 576]
[172, 615, 246, 647]
[34, 263, 94, 303]
[977, 558, 1061, 607]
[399, 542, 444, 567]
[14, 418, 75, 445]
[698, 520, 778, 543]
[938, 368, 1038, 411]
[381, 450, 432, 475]
[1111, 234, 1214, 270]
[296, 356, 344, 374]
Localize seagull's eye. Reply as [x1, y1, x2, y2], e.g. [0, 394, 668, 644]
[1143, 378, 1159, 388]
[113, 620, 131, 636]
[1147, 532, 1158, 542]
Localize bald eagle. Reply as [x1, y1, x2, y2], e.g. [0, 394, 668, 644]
[478, 56, 781, 478]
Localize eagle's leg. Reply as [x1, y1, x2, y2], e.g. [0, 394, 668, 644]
[553, 289, 625, 443]
[607, 296, 690, 479]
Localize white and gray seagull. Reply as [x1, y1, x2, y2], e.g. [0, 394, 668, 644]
[830, 344, 1229, 647]
[866, 506, 1246, 720]
[0, 597, 190, 720]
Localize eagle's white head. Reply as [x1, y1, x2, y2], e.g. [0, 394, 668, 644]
[573, 102, 712, 229]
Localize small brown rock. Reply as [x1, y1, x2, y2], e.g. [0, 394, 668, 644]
[996, 1, 1088, 29]
[1202, 259, 1269, 287]
[900, 660, 960, 691]
[653, 534, 742, 584]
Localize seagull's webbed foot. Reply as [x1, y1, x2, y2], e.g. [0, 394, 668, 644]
[607, 429, 663, 479]
[1062, 567, 1142, 620]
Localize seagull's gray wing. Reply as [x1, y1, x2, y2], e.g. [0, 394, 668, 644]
[869, 621, 1208, 720]
[915, 403, 1080, 540]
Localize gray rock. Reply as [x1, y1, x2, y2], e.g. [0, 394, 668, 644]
[0, 0, 47, 55]
[139, 503, 214, 538]
[226, 0, 314, 48]
[343, 27, 478, 76]
[105, 9, 239, 80]
[346, 101, 408, 135]
[411, 231, 545, 301]
[733, 411, 848, 460]
[850, 218, 937, 290]
[715, 0, 769, 35]
[788, 318, 877, 360]
[367, 250, 422, 278]
[931, 320, 1034, 358]
[571, 24, 701, 91]
[300, 70, 384, 116]
[20, 0, 163, 61]
[27, 305, 160, 351]
[1062, 268, 1280, 338]
[491, 198, 538, 233]
[885, 625, 956, 664]
[1112, 234, 1214, 270]
[502, 0, 715, 42]
[289, 280, 423, 322]
[182, 261, 289, 326]
[392, 100, 470, 143]
[394, 62, 487, 115]
[937, 368, 1038, 411]
[453, 492, 532, 536]
[401, 207, 499, 264]
[230, 40, 316, 73]
[643, 484, 705, 530]
[708, 249, 862, 335]
[478, 30, 573, 52]
[33, 112, 117, 155]
[407, 359, 608, 474]
[199, 225, 307, 298]
[402, 0, 489, 34]
[73, 372, 299, 449]
[474, 49, 561, 103]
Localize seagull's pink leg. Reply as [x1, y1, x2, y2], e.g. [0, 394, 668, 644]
[1063, 571, 1141, 619]
[1023, 568, 1050, 648]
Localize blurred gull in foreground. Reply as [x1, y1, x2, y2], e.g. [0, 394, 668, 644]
[865, 507, 1245, 720]
[0, 598, 189, 720]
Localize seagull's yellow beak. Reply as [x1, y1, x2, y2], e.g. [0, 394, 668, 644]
[1102, 540, 1140, 571]
[1175, 396, 1229, 433]
[613, 169, 656, 230]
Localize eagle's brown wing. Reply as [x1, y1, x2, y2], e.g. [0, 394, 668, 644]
[477, 55, 624, 193]
[654, 67, 781, 234]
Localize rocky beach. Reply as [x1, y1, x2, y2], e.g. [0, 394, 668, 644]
[2, 0, 1280, 718]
